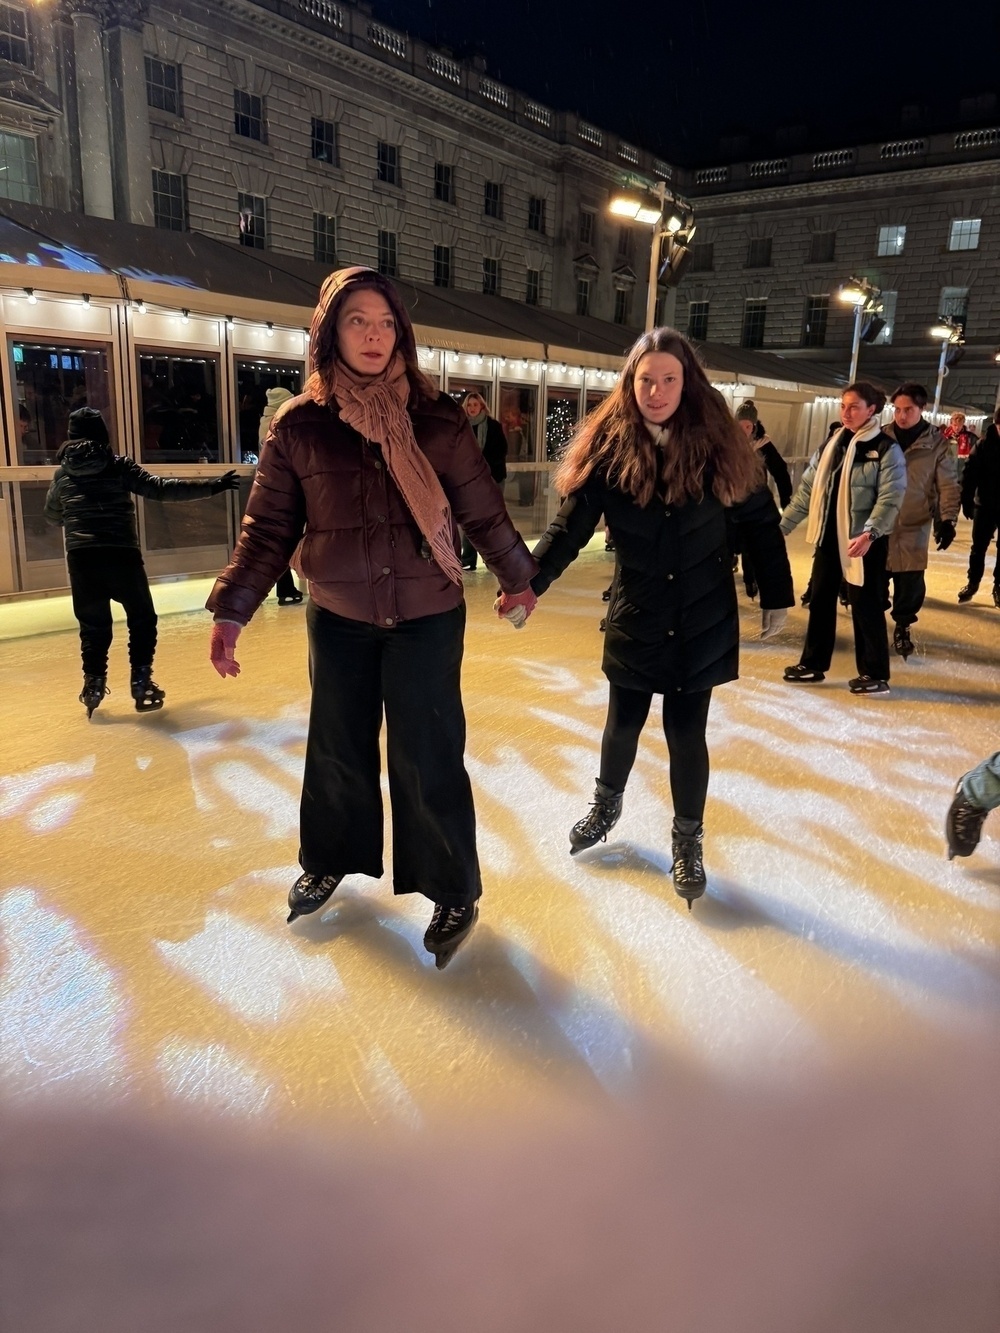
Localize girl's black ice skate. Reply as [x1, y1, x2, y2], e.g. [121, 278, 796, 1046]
[671, 820, 706, 910]
[79, 673, 108, 719]
[569, 781, 623, 854]
[130, 665, 165, 712]
[287, 872, 343, 923]
[424, 902, 478, 970]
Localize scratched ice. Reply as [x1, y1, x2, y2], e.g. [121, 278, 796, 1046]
[158, 1039, 273, 1116]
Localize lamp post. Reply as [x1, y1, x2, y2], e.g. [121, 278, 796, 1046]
[929, 316, 965, 418]
[608, 181, 694, 332]
[993, 346, 1000, 411]
[838, 276, 881, 382]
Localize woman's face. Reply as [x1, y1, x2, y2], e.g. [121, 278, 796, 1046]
[464, 394, 486, 418]
[335, 289, 397, 376]
[633, 352, 684, 427]
[840, 391, 876, 430]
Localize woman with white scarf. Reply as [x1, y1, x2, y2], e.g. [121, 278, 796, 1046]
[780, 382, 906, 694]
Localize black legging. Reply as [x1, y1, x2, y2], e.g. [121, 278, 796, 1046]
[599, 683, 713, 822]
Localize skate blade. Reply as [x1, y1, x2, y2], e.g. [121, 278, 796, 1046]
[426, 909, 478, 970]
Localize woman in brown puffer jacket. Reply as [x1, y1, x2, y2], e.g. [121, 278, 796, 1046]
[207, 266, 537, 968]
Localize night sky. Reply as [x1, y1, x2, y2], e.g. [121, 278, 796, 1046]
[374, 0, 1000, 165]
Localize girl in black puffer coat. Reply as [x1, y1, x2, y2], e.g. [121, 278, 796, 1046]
[44, 407, 238, 717]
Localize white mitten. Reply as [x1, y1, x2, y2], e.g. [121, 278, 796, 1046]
[760, 607, 788, 641]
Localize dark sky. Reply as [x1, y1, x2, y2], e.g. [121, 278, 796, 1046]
[374, 0, 1000, 165]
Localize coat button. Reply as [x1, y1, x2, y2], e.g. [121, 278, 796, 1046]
[668, 629, 675, 636]
[377, 514, 386, 522]
[385, 617, 394, 625]
[382, 566, 390, 574]
[374, 460, 383, 469]
[666, 573, 674, 580]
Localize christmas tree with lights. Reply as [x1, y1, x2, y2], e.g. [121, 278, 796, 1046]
[546, 398, 575, 460]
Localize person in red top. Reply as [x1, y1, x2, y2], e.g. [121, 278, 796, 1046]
[942, 411, 978, 483]
[207, 267, 537, 968]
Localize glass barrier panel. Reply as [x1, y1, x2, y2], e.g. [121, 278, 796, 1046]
[18, 480, 66, 562]
[235, 359, 303, 465]
[10, 339, 115, 464]
[137, 353, 221, 464]
[545, 386, 581, 460]
[141, 492, 231, 552]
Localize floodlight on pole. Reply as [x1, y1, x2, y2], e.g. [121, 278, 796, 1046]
[838, 276, 881, 381]
[607, 181, 696, 331]
[928, 315, 965, 417]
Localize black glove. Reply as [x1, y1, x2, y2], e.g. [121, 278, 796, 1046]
[213, 470, 240, 493]
[961, 501, 975, 521]
[933, 519, 956, 551]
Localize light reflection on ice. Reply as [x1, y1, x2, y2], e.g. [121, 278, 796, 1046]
[158, 1039, 273, 1116]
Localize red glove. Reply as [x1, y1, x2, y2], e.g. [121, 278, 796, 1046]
[495, 588, 538, 629]
[210, 620, 242, 677]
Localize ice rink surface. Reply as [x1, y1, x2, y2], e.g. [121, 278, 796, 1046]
[1, 528, 997, 1128]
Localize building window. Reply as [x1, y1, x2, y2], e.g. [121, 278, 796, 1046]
[939, 286, 969, 325]
[434, 162, 454, 203]
[0, 129, 39, 203]
[311, 118, 338, 165]
[0, 4, 29, 67]
[691, 242, 714, 272]
[482, 257, 500, 296]
[948, 218, 981, 251]
[654, 291, 667, 327]
[746, 237, 772, 267]
[152, 170, 187, 231]
[376, 141, 399, 186]
[872, 290, 897, 345]
[234, 89, 265, 141]
[484, 180, 503, 219]
[528, 196, 546, 234]
[617, 226, 631, 259]
[313, 213, 337, 264]
[377, 229, 398, 276]
[578, 209, 595, 245]
[687, 300, 709, 341]
[238, 192, 267, 248]
[613, 288, 631, 326]
[876, 224, 906, 256]
[802, 295, 829, 348]
[525, 268, 540, 306]
[741, 298, 767, 349]
[145, 56, 181, 115]
[576, 278, 591, 317]
[809, 230, 836, 263]
[433, 244, 452, 288]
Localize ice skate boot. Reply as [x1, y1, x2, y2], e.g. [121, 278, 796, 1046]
[671, 818, 706, 910]
[569, 780, 623, 854]
[424, 902, 478, 970]
[79, 673, 108, 719]
[130, 665, 165, 712]
[892, 624, 914, 659]
[993, 584, 1000, 609]
[945, 781, 988, 860]
[286, 872, 343, 923]
[957, 582, 978, 603]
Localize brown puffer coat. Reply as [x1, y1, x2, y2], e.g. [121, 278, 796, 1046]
[884, 422, 960, 573]
[207, 392, 537, 626]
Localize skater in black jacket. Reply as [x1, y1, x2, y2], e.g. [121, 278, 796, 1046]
[44, 407, 238, 717]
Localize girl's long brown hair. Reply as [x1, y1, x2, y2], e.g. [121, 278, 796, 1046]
[554, 328, 762, 508]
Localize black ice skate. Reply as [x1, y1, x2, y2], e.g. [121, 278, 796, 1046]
[892, 624, 914, 659]
[945, 781, 988, 860]
[79, 673, 108, 719]
[671, 819, 706, 910]
[569, 781, 623, 854]
[286, 872, 343, 923]
[957, 582, 978, 603]
[424, 902, 478, 970]
[130, 665, 165, 712]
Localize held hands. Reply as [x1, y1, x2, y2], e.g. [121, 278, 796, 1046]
[494, 588, 538, 629]
[846, 531, 873, 559]
[759, 607, 787, 641]
[934, 519, 956, 551]
[213, 470, 241, 493]
[210, 620, 242, 677]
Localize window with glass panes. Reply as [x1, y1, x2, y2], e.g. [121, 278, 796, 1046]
[613, 288, 631, 326]
[528, 196, 545, 233]
[578, 209, 595, 245]
[0, 4, 29, 66]
[876, 224, 906, 256]
[802, 295, 829, 347]
[234, 89, 265, 141]
[434, 163, 454, 203]
[238, 192, 266, 248]
[377, 230, 398, 276]
[809, 230, 836, 263]
[576, 279, 591, 317]
[746, 236, 772, 267]
[872, 290, 897, 344]
[376, 141, 399, 185]
[311, 118, 337, 165]
[687, 300, 709, 341]
[313, 213, 337, 264]
[741, 298, 767, 348]
[939, 286, 969, 324]
[525, 268, 540, 306]
[691, 242, 714, 271]
[617, 226, 631, 259]
[0, 129, 39, 203]
[484, 180, 503, 218]
[948, 218, 981, 251]
[145, 57, 181, 115]
[482, 257, 500, 296]
[152, 171, 187, 231]
[433, 245, 452, 288]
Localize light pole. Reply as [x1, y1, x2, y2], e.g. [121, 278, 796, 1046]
[838, 276, 881, 382]
[929, 316, 965, 418]
[993, 346, 1000, 411]
[608, 182, 695, 332]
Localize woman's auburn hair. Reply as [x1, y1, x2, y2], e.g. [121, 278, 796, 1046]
[306, 270, 438, 407]
[554, 328, 763, 508]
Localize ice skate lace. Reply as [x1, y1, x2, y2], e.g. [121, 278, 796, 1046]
[574, 800, 617, 842]
[294, 873, 338, 905]
[952, 800, 987, 842]
[673, 838, 704, 883]
[428, 905, 470, 935]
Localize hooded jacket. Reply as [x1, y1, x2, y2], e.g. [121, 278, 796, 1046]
[961, 425, 1000, 513]
[781, 424, 906, 547]
[258, 387, 295, 446]
[884, 420, 960, 573]
[206, 267, 536, 627]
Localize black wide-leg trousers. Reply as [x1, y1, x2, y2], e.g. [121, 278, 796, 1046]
[66, 547, 158, 676]
[799, 538, 890, 680]
[300, 602, 482, 907]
